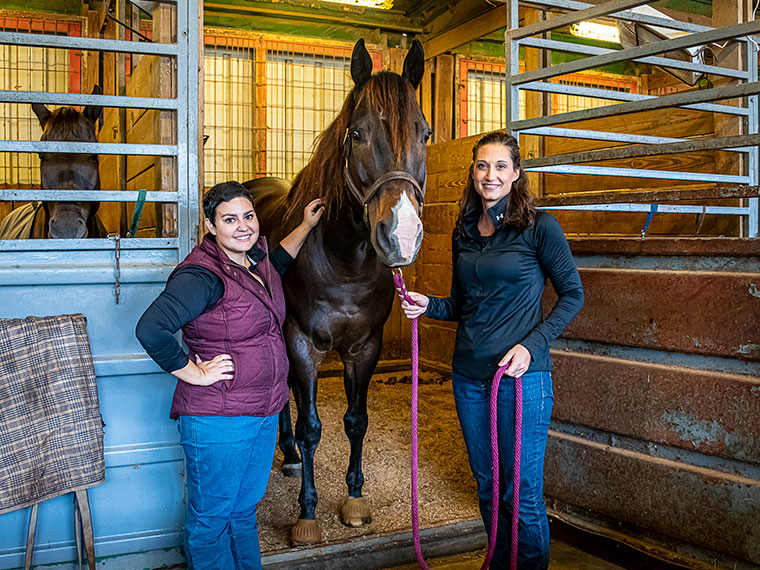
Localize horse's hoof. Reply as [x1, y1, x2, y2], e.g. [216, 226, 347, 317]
[281, 462, 302, 478]
[290, 519, 322, 545]
[340, 496, 371, 527]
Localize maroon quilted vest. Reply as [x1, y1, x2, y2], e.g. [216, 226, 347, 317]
[168, 235, 289, 418]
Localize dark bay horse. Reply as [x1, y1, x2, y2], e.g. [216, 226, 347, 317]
[0, 86, 105, 239]
[246, 38, 429, 544]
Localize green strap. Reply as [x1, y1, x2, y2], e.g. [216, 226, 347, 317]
[126, 189, 147, 238]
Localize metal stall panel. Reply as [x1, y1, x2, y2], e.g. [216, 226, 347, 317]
[544, 239, 760, 568]
[0, 2, 198, 568]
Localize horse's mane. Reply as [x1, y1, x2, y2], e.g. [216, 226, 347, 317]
[41, 108, 97, 143]
[285, 71, 419, 223]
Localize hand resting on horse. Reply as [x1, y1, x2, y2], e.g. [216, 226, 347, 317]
[279, 198, 325, 258]
[172, 353, 235, 386]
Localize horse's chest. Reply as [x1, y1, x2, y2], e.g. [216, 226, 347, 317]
[293, 284, 392, 352]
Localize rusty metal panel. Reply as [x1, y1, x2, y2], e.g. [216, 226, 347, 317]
[551, 352, 760, 463]
[545, 430, 760, 564]
[546, 268, 760, 361]
[542, 238, 760, 568]
[567, 237, 760, 256]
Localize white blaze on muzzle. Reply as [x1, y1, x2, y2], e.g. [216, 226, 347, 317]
[392, 192, 422, 262]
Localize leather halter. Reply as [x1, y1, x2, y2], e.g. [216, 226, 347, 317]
[343, 129, 425, 226]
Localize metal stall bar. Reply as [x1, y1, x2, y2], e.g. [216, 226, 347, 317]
[539, 185, 760, 205]
[542, 204, 750, 215]
[505, 0, 760, 235]
[0, 91, 179, 110]
[514, 81, 760, 131]
[0, 142, 177, 155]
[518, 81, 749, 116]
[512, 19, 760, 85]
[0, 32, 177, 56]
[524, 134, 760, 167]
[746, 17, 759, 236]
[518, 37, 748, 79]
[174, 0, 199, 260]
[508, 0, 655, 40]
[2, 191, 180, 202]
[521, 0, 712, 33]
[526, 166, 746, 183]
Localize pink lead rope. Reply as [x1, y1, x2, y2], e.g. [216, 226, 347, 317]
[392, 270, 522, 570]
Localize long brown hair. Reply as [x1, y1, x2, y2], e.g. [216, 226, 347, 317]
[284, 71, 420, 223]
[456, 131, 536, 234]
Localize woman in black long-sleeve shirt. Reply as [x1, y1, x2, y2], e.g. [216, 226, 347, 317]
[400, 132, 583, 570]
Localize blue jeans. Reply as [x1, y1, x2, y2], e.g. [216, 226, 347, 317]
[452, 370, 554, 570]
[178, 414, 278, 570]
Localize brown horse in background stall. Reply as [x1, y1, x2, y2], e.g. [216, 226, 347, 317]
[246, 39, 429, 544]
[0, 86, 105, 239]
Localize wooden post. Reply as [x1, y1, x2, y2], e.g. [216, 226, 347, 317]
[254, 38, 268, 176]
[388, 47, 406, 74]
[155, 3, 179, 237]
[433, 54, 454, 144]
[420, 58, 434, 128]
[117, 0, 129, 235]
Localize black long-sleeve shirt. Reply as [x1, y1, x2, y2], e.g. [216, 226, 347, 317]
[425, 195, 584, 380]
[136, 245, 293, 373]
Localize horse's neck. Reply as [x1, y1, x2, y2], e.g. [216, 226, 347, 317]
[316, 217, 381, 276]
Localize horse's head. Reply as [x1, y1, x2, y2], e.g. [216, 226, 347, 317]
[343, 39, 429, 267]
[32, 85, 102, 238]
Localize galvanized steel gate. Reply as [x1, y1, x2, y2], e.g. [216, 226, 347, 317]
[504, 0, 760, 567]
[0, 2, 200, 568]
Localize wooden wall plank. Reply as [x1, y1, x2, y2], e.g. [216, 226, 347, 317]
[419, 321, 456, 370]
[433, 55, 455, 144]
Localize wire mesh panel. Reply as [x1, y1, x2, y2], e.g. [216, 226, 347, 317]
[460, 58, 636, 138]
[204, 36, 257, 187]
[203, 37, 357, 185]
[0, 16, 82, 188]
[265, 43, 353, 180]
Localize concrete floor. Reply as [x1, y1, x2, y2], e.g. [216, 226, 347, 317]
[386, 538, 627, 570]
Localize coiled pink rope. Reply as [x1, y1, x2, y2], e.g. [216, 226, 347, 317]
[393, 271, 522, 570]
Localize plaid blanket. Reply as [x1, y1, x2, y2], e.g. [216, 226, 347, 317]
[0, 314, 105, 514]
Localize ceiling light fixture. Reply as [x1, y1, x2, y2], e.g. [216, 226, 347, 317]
[569, 21, 620, 43]
[320, 0, 393, 9]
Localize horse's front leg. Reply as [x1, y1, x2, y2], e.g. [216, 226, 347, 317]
[338, 330, 382, 527]
[285, 319, 326, 545]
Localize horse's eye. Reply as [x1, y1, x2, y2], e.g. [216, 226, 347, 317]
[350, 129, 361, 142]
[423, 129, 432, 143]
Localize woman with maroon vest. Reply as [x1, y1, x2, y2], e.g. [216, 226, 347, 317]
[136, 181, 323, 570]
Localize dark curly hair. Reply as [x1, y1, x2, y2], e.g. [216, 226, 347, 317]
[202, 181, 255, 225]
[456, 131, 536, 234]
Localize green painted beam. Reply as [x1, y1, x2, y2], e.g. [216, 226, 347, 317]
[203, 0, 422, 33]
[204, 11, 385, 44]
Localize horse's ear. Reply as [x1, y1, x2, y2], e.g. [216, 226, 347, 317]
[84, 85, 103, 124]
[351, 39, 373, 89]
[402, 39, 424, 90]
[32, 103, 51, 130]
